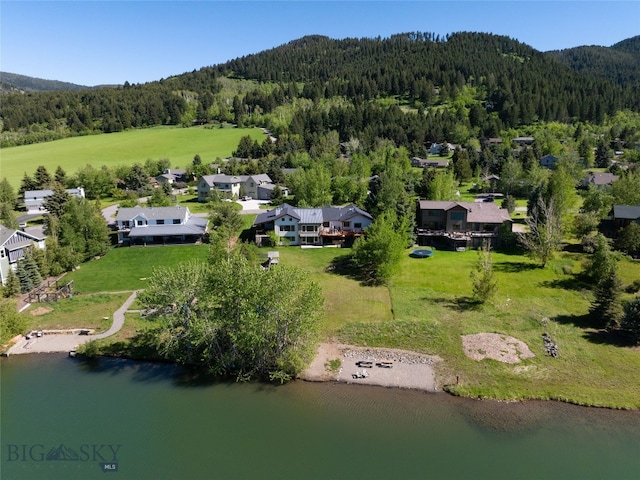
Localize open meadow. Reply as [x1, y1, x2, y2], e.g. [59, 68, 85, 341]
[24, 242, 640, 408]
[1, 125, 265, 188]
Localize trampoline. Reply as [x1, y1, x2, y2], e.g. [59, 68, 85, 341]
[410, 248, 434, 258]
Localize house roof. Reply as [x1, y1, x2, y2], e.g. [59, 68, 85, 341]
[418, 200, 511, 224]
[253, 203, 372, 226]
[583, 172, 619, 186]
[200, 174, 243, 186]
[115, 206, 191, 222]
[0, 225, 44, 249]
[126, 217, 208, 237]
[613, 205, 640, 220]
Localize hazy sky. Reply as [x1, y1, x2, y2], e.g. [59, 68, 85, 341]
[1, 1, 639, 86]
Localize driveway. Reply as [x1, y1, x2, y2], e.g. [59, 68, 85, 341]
[6, 291, 139, 355]
[238, 198, 271, 215]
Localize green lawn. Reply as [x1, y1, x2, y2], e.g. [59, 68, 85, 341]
[63, 245, 210, 292]
[24, 292, 131, 333]
[339, 248, 640, 408]
[27, 242, 640, 408]
[1, 126, 265, 188]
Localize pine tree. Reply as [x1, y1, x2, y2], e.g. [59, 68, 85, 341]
[3, 269, 21, 298]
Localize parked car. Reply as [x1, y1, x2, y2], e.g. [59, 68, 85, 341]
[240, 195, 252, 201]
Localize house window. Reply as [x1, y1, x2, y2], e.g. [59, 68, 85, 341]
[323, 222, 329, 227]
[428, 210, 442, 217]
[173, 219, 180, 225]
[136, 220, 145, 226]
[280, 225, 295, 232]
[450, 212, 464, 221]
[157, 220, 164, 225]
[354, 223, 362, 228]
[0, 250, 4, 258]
[343, 221, 351, 227]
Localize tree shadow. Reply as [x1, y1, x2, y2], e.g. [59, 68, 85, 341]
[553, 313, 600, 330]
[326, 253, 364, 282]
[539, 276, 591, 291]
[429, 296, 483, 312]
[582, 329, 639, 348]
[493, 261, 540, 273]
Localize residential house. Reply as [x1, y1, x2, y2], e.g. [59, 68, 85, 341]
[0, 225, 46, 285]
[155, 168, 189, 185]
[610, 205, 640, 237]
[411, 157, 450, 169]
[253, 203, 373, 247]
[24, 187, 85, 213]
[580, 172, 619, 189]
[540, 154, 558, 169]
[513, 136, 535, 146]
[115, 206, 208, 245]
[428, 142, 456, 155]
[197, 174, 279, 201]
[415, 200, 512, 249]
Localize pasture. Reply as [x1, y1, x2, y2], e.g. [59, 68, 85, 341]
[1, 126, 265, 187]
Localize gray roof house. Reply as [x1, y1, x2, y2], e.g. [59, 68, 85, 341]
[253, 203, 373, 247]
[540, 154, 558, 169]
[611, 204, 640, 236]
[0, 225, 46, 285]
[198, 174, 277, 201]
[24, 187, 85, 213]
[416, 200, 512, 249]
[115, 206, 208, 245]
[580, 172, 619, 189]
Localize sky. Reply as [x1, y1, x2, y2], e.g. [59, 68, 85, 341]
[1, 0, 639, 86]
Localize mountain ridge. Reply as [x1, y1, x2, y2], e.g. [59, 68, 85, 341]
[2, 33, 639, 91]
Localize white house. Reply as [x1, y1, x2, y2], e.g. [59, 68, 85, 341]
[0, 225, 46, 285]
[253, 203, 373, 247]
[24, 187, 86, 213]
[115, 206, 208, 245]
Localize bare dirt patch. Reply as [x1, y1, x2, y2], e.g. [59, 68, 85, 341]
[462, 333, 535, 364]
[302, 342, 441, 392]
[29, 306, 53, 316]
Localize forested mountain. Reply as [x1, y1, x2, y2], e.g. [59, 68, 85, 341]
[547, 35, 640, 86]
[1, 32, 639, 149]
[0, 72, 90, 93]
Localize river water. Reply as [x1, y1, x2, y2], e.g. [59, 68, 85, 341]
[2, 354, 639, 480]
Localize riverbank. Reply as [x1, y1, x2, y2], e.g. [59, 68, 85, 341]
[302, 342, 442, 392]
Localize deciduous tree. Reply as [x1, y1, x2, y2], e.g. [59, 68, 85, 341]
[519, 197, 562, 268]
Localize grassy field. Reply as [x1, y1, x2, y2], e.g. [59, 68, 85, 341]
[24, 292, 131, 333]
[1, 125, 265, 188]
[24, 242, 640, 408]
[63, 245, 210, 292]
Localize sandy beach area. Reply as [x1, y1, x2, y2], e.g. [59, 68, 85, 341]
[302, 342, 442, 392]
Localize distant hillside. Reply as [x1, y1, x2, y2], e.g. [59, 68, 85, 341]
[546, 35, 640, 85]
[1, 32, 639, 149]
[0, 72, 90, 93]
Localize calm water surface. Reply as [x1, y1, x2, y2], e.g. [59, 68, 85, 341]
[1, 354, 639, 480]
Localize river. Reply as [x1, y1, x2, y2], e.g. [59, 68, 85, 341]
[2, 354, 639, 480]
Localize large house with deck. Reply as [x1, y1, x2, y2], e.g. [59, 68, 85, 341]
[115, 206, 208, 245]
[416, 200, 512, 249]
[253, 203, 373, 247]
[0, 225, 46, 285]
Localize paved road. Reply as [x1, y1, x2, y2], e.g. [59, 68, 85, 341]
[6, 290, 139, 355]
